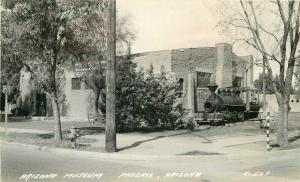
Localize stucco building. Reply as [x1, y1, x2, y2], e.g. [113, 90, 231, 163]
[19, 43, 255, 121]
[132, 43, 254, 113]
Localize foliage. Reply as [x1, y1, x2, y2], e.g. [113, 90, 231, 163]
[116, 15, 136, 55]
[1, 92, 5, 112]
[220, 0, 300, 147]
[116, 60, 183, 132]
[13, 94, 34, 116]
[1, 8, 25, 103]
[2, 0, 107, 139]
[68, 13, 136, 114]
[254, 73, 280, 94]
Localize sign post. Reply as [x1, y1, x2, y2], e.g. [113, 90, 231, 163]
[3, 85, 10, 138]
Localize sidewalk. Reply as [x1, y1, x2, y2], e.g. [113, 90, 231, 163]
[1, 124, 295, 157]
[1, 118, 300, 159]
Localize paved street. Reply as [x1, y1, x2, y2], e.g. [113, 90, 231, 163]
[2, 142, 300, 182]
[2, 143, 169, 182]
[1, 113, 300, 182]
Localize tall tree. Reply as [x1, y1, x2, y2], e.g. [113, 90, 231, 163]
[220, 0, 300, 147]
[1, 7, 25, 104]
[68, 12, 136, 115]
[3, 0, 106, 140]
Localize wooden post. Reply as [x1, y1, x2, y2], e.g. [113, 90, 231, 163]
[187, 73, 194, 113]
[105, 0, 117, 152]
[5, 88, 8, 138]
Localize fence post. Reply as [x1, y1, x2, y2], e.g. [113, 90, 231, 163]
[259, 109, 264, 128]
[266, 111, 272, 151]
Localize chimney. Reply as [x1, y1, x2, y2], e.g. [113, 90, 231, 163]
[215, 43, 233, 87]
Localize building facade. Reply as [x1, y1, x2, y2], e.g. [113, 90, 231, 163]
[132, 43, 254, 113]
[19, 43, 256, 121]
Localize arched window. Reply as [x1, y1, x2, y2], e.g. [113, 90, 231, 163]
[297, 99, 299, 103]
[179, 78, 184, 92]
[291, 99, 294, 103]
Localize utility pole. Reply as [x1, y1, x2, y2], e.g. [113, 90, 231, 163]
[245, 69, 250, 112]
[105, 0, 116, 152]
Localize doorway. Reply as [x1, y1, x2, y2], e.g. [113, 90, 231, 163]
[35, 93, 47, 116]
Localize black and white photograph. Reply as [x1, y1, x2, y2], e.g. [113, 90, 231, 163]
[1, 0, 300, 181]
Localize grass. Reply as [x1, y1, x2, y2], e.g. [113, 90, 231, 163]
[0, 131, 99, 150]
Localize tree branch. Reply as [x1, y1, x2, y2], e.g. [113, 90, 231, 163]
[277, 0, 287, 24]
[259, 24, 280, 43]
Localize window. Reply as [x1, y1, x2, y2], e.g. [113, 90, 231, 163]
[71, 78, 81, 90]
[179, 78, 184, 92]
[80, 79, 92, 90]
[232, 76, 242, 88]
[197, 72, 211, 88]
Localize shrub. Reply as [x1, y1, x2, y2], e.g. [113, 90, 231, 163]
[116, 60, 183, 132]
[16, 94, 34, 116]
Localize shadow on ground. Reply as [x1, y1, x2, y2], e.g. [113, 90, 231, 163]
[288, 129, 300, 143]
[117, 128, 212, 152]
[37, 133, 54, 139]
[0, 116, 31, 122]
[177, 150, 223, 156]
[77, 127, 105, 135]
[267, 129, 300, 150]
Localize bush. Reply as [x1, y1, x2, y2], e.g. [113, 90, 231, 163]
[16, 95, 34, 116]
[116, 60, 183, 132]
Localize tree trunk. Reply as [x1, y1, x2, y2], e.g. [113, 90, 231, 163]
[52, 98, 62, 140]
[94, 90, 100, 114]
[277, 102, 289, 147]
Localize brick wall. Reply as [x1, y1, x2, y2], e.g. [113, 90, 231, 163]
[171, 47, 216, 110]
[171, 47, 216, 81]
